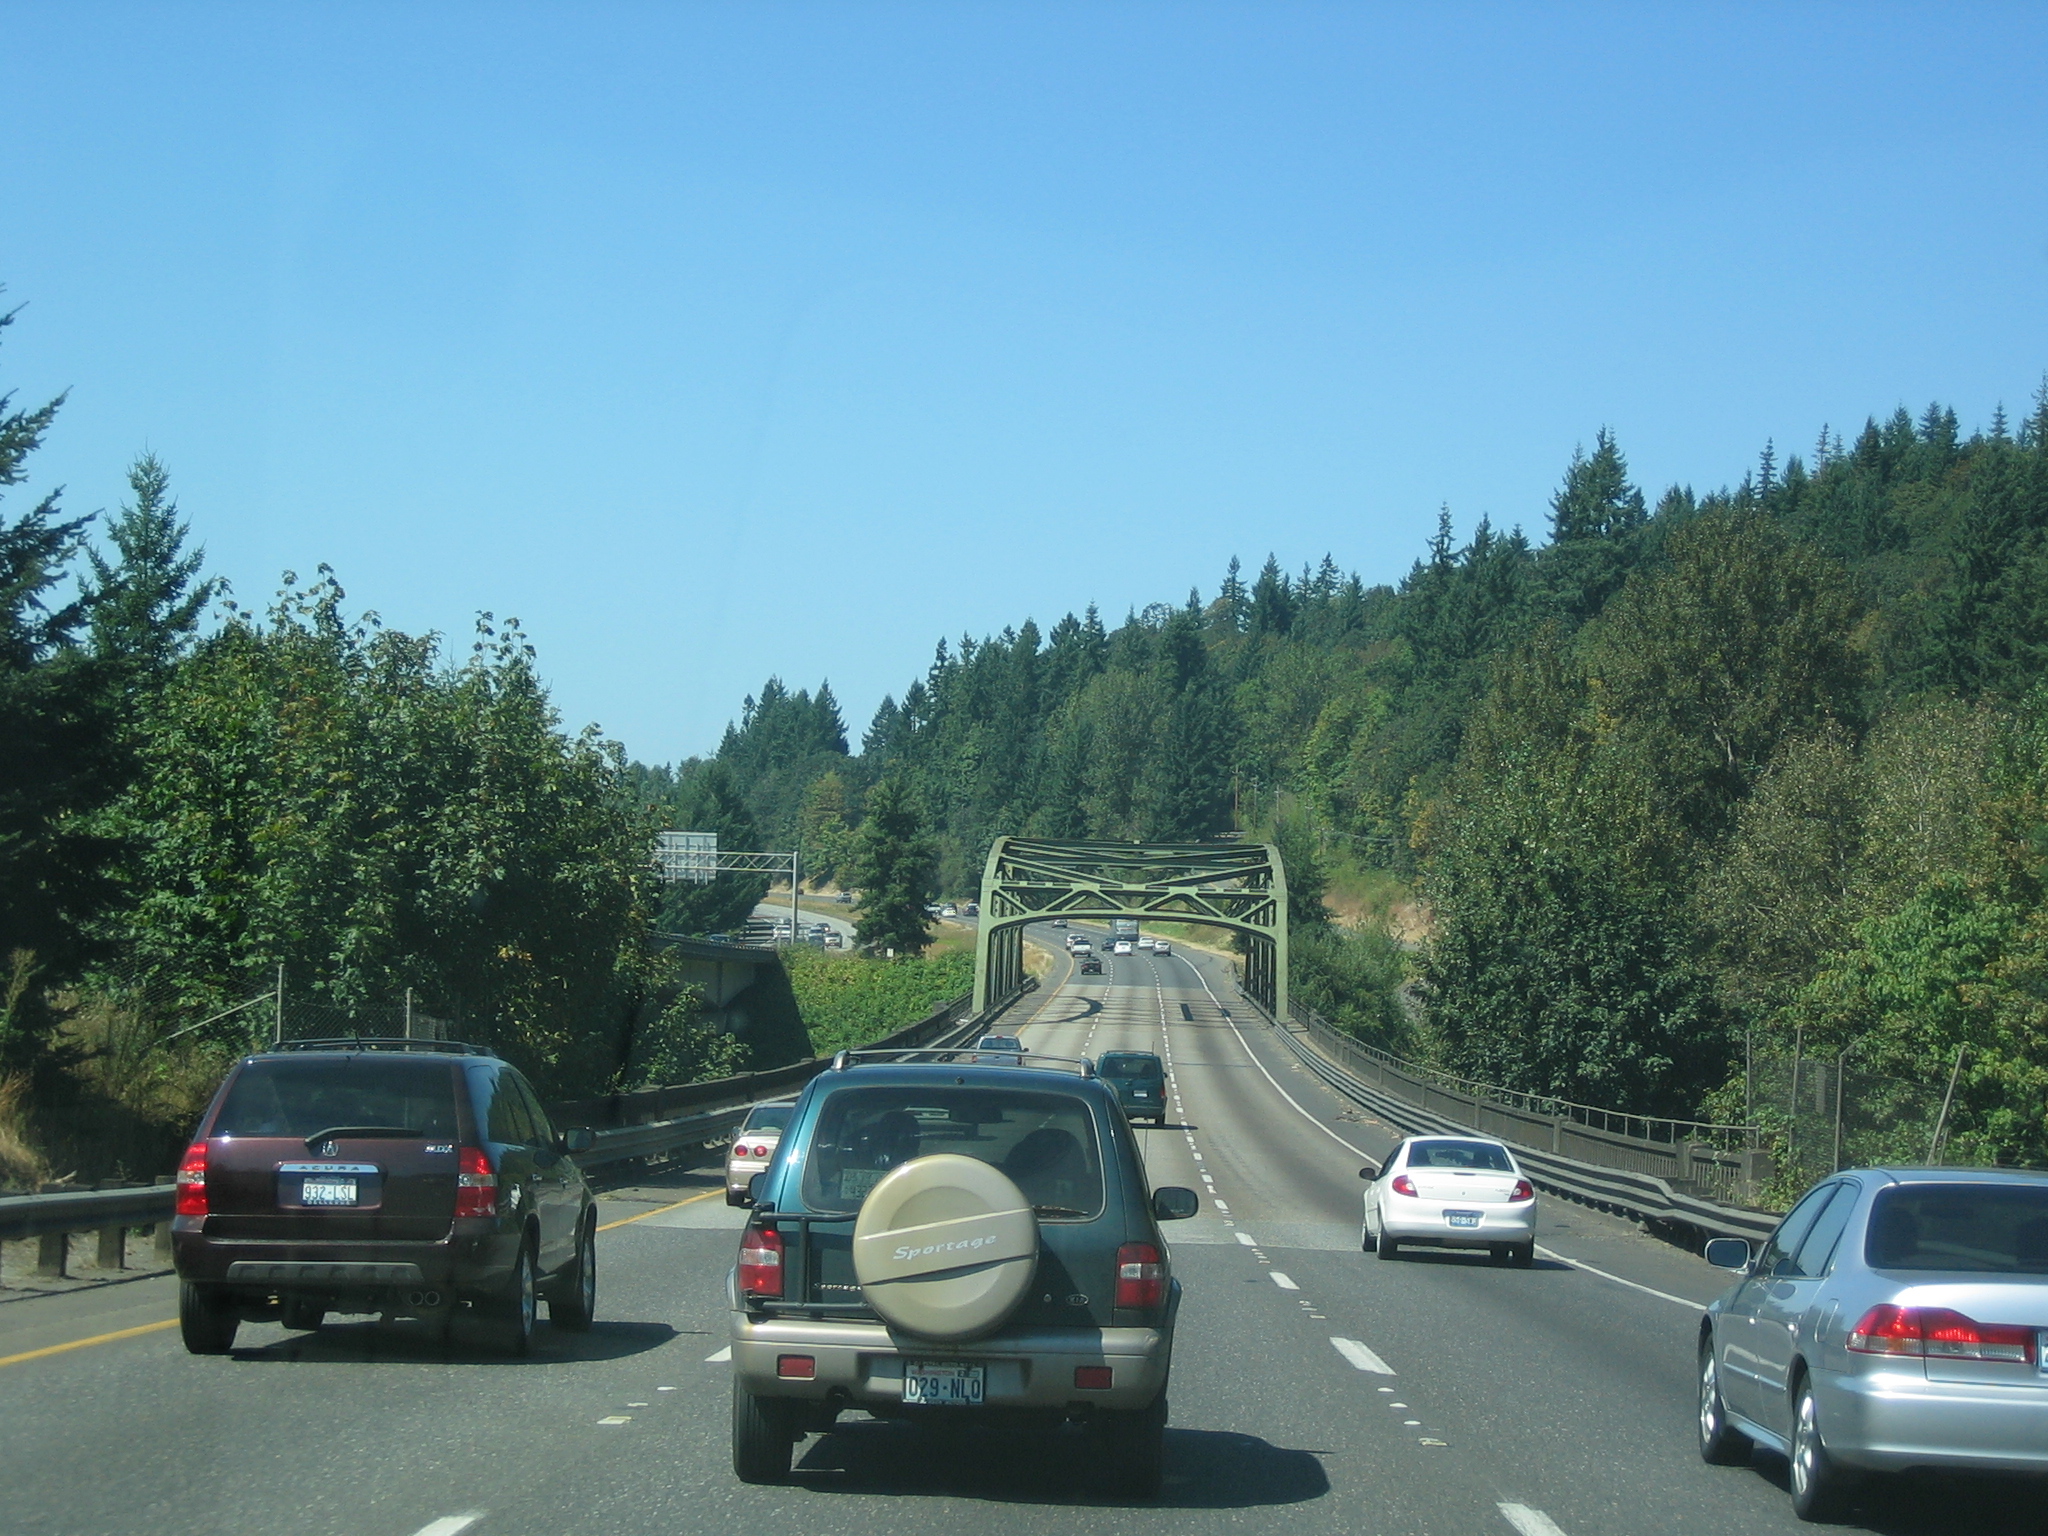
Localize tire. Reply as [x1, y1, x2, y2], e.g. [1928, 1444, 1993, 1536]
[732, 1378, 796, 1484]
[550, 1218, 597, 1332]
[1490, 1245, 1512, 1266]
[179, 1281, 238, 1355]
[1512, 1241, 1536, 1268]
[1790, 1375, 1855, 1522]
[280, 1297, 326, 1331]
[493, 1237, 538, 1357]
[851, 1154, 1038, 1341]
[1377, 1231, 1400, 1260]
[1097, 1392, 1168, 1498]
[1697, 1338, 1751, 1466]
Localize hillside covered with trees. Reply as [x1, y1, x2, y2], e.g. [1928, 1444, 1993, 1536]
[676, 392, 2048, 1170]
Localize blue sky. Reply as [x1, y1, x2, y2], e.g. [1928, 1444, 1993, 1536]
[4, 3, 2045, 763]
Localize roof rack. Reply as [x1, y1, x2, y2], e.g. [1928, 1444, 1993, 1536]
[828, 1047, 1095, 1078]
[268, 1036, 497, 1058]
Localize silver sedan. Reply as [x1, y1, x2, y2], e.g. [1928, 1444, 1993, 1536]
[1699, 1167, 2048, 1521]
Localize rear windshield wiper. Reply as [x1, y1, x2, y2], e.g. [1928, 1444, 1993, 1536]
[1032, 1205, 1089, 1219]
[302, 1125, 422, 1150]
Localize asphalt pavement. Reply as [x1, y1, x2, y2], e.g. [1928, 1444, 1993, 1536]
[2, 931, 2041, 1535]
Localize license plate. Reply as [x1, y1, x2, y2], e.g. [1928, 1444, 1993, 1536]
[301, 1178, 358, 1206]
[903, 1362, 984, 1406]
[1445, 1209, 1482, 1229]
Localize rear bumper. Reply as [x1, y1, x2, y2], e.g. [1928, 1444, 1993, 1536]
[731, 1313, 1173, 1413]
[1378, 1201, 1536, 1247]
[172, 1215, 517, 1298]
[1819, 1367, 2048, 1474]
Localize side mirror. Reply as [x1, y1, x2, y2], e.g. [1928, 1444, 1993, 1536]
[1152, 1186, 1200, 1222]
[1358, 1163, 1380, 1181]
[747, 1172, 769, 1206]
[1704, 1238, 1753, 1272]
[560, 1126, 596, 1155]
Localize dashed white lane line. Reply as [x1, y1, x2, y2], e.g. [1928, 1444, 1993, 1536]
[1499, 1504, 1572, 1536]
[597, 1415, 633, 1425]
[1235, 1231, 1259, 1246]
[410, 1516, 485, 1536]
[705, 1345, 732, 1362]
[1329, 1336, 1397, 1374]
[1269, 1272, 1300, 1290]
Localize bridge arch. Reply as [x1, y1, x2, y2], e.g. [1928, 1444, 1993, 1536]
[972, 837, 1288, 1020]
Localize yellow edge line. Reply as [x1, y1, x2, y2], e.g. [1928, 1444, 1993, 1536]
[0, 1317, 178, 1370]
[597, 1185, 723, 1231]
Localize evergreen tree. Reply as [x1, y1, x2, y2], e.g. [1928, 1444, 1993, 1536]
[845, 776, 938, 956]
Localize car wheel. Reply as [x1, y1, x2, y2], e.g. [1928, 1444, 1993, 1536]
[1697, 1338, 1751, 1466]
[493, 1237, 538, 1356]
[280, 1297, 326, 1331]
[1789, 1374, 1854, 1521]
[179, 1281, 238, 1354]
[732, 1378, 796, 1483]
[1097, 1391, 1168, 1498]
[551, 1217, 597, 1332]
[1512, 1241, 1536, 1268]
[1490, 1245, 1511, 1266]
[1376, 1228, 1400, 1260]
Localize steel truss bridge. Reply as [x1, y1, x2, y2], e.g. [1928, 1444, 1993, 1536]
[972, 836, 1289, 1018]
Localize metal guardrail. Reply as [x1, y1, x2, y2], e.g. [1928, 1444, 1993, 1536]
[0, 984, 1028, 1276]
[1247, 996, 1781, 1245]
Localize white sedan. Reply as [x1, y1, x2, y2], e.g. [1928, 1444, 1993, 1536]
[1361, 1135, 1537, 1266]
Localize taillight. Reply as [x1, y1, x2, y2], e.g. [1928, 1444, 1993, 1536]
[174, 1142, 208, 1217]
[455, 1146, 497, 1218]
[1508, 1179, 1535, 1202]
[1390, 1174, 1417, 1198]
[1115, 1242, 1166, 1309]
[739, 1223, 784, 1298]
[1849, 1305, 2035, 1363]
[751, 1144, 769, 1159]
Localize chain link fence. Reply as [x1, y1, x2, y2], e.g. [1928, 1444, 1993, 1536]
[1744, 1046, 1964, 1203]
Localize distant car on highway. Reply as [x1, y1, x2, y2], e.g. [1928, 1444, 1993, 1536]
[972, 1033, 1025, 1064]
[1051, 917, 1067, 928]
[1069, 938, 1092, 955]
[1113, 940, 1134, 956]
[822, 931, 844, 949]
[1098, 1051, 1167, 1125]
[1153, 940, 1171, 956]
[940, 904, 958, 918]
[1079, 957, 1104, 976]
[1698, 1167, 2048, 1521]
[726, 1103, 796, 1206]
[1361, 1135, 1535, 1266]
[1136, 937, 1154, 951]
[171, 1038, 599, 1356]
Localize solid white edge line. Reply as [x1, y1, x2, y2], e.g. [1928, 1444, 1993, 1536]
[1498, 1502, 1571, 1536]
[410, 1516, 486, 1536]
[1329, 1336, 1396, 1375]
[1183, 950, 1715, 1316]
[1533, 1247, 1705, 1311]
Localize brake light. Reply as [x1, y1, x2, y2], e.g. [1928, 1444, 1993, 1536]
[174, 1142, 207, 1217]
[454, 1146, 497, 1218]
[740, 1223, 784, 1298]
[1115, 1242, 1166, 1308]
[1508, 1179, 1535, 1203]
[751, 1145, 770, 1159]
[1849, 1305, 2035, 1363]
[1390, 1174, 1417, 1198]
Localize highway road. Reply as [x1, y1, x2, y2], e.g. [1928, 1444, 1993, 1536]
[1, 931, 2038, 1535]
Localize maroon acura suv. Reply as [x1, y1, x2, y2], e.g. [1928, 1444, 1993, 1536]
[171, 1039, 597, 1355]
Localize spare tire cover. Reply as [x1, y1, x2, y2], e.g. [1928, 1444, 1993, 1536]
[852, 1153, 1039, 1341]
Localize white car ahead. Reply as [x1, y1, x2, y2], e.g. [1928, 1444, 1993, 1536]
[1362, 1134, 1536, 1266]
[1113, 940, 1134, 955]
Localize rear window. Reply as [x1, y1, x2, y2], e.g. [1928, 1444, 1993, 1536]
[801, 1085, 1104, 1219]
[1099, 1054, 1162, 1079]
[1407, 1139, 1515, 1172]
[742, 1106, 793, 1134]
[213, 1058, 462, 1141]
[1865, 1184, 2048, 1273]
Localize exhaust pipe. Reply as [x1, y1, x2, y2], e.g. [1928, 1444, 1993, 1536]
[404, 1289, 444, 1309]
